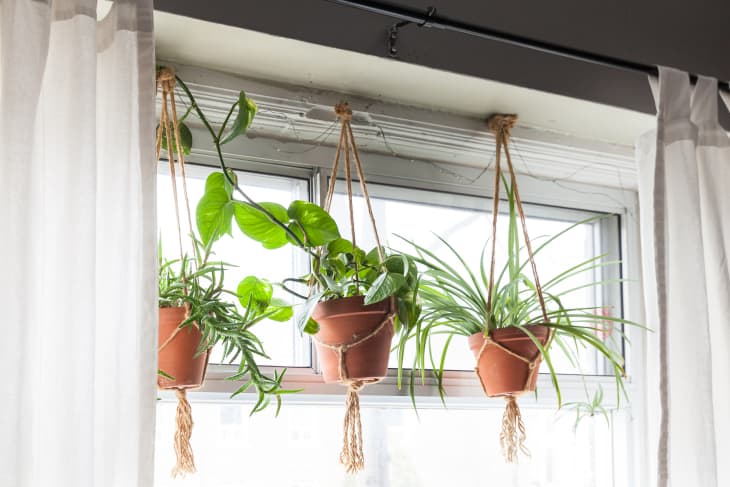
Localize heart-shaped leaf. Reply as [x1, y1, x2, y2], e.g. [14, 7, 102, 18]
[196, 187, 233, 246]
[233, 201, 289, 249]
[287, 201, 340, 247]
[237, 276, 273, 312]
[267, 297, 293, 322]
[204, 171, 235, 198]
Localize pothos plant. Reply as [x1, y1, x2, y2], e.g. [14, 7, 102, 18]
[398, 179, 641, 408]
[158, 236, 298, 414]
[196, 172, 420, 335]
[167, 71, 420, 335]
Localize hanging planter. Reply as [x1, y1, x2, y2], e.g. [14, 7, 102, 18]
[398, 113, 637, 464]
[313, 295, 395, 384]
[193, 101, 420, 473]
[468, 324, 549, 397]
[158, 306, 210, 390]
[155, 67, 296, 478]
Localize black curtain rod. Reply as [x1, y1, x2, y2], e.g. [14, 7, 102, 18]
[327, 0, 730, 94]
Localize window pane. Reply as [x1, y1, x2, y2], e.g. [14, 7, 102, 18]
[154, 399, 627, 487]
[329, 184, 621, 375]
[157, 164, 311, 367]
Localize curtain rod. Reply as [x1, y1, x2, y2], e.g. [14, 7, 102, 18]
[326, 0, 730, 94]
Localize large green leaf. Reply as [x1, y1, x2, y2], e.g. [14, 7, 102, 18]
[159, 121, 193, 155]
[287, 201, 340, 247]
[220, 92, 257, 145]
[233, 201, 289, 249]
[204, 171, 234, 198]
[364, 272, 406, 305]
[267, 297, 293, 322]
[237, 276, 273, 312]
[196, 187, 233, 246]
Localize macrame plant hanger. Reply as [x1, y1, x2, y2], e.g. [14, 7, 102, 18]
[155, 67, 208, 478]
[479, 114, 552, 463]
[316, 102, 395, 474]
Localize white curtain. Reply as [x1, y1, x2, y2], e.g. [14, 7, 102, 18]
[0, 1, 157, 485]
[637, 67, 730, 486]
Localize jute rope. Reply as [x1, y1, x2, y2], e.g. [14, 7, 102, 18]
[172, 388, 196, 477]
[156, 66, 203, 477]
[501, 395, 529, 463]
[312, 299, 395, 473]
[315, 102, 391, 473]
[480, 114, 553, 463]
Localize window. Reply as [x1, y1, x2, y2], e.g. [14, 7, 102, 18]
[154, 83, 643, 487]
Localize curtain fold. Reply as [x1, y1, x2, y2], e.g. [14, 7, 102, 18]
[0, 1, 157, 486]
[637, 67, 730, 487]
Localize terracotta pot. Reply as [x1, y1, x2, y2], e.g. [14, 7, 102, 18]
[469, 325, 550, 397]
[158, 306, 210, 389]
[313, 295, 395, 384]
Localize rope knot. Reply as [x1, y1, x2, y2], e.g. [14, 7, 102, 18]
[156, 66, 176, 87]
[348, 380, 365, 393]
[487, 113, 518, 137]
[334, 102, 353, 121]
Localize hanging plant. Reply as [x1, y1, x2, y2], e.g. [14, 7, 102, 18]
[193, 103, 420, 473]
[397, 114, 641, 462]
[155, 67, 296, 478]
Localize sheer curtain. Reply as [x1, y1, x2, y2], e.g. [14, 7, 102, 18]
[637, 67, 730, 486]
[0, 1, 156, 486]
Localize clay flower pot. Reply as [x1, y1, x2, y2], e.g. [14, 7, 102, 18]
[158, 306, 210, 389]
[469, 324, 550, 397]
[313, 295, 395, 383]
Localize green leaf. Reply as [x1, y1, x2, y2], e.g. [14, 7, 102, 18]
[196, 187, 233, 246]
[303, 318, 319, 335]
[205, 171, 234, 198]
[287, 201, 340, 246]
[267, 298, 293, 322]
[365, 247, 382, 265]
[296, 292, 323, 334]
[327, 238, 354, 255]
[237, 276, 273, 313]
[220, 92, 257, 145]
[364, 272, 406, 305]
[159, 121, 193, 155]
[157, 369, 175, 380]
[233, 201, 289, 249]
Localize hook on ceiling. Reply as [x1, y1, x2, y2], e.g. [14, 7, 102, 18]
[387, 6, 437, 58]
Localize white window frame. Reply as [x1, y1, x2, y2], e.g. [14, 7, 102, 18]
[158, 63, 649, 486]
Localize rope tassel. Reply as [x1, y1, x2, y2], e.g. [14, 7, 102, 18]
[339, 382, 365, 473]
[500, 395, 530, 463]
[172, 388, 196, 478]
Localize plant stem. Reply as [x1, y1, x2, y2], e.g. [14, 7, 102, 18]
[280, 278, 309, 300]
[174, 75, 315, 256]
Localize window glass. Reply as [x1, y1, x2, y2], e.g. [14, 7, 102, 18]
[157, 164, 310, 367]
[154, 399, 628, 487]
[329, 184, 621, 375]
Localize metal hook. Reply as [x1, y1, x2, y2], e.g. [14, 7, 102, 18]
[387, 7, 437, 58]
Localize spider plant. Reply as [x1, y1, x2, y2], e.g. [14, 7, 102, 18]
[159, 237, 299, 414]
[397, 181, 640, 408]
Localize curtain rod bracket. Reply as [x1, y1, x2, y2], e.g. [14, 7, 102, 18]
[388, 6, 436, 58]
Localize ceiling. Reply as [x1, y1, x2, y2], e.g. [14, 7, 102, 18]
[153, 10, 654, 148]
